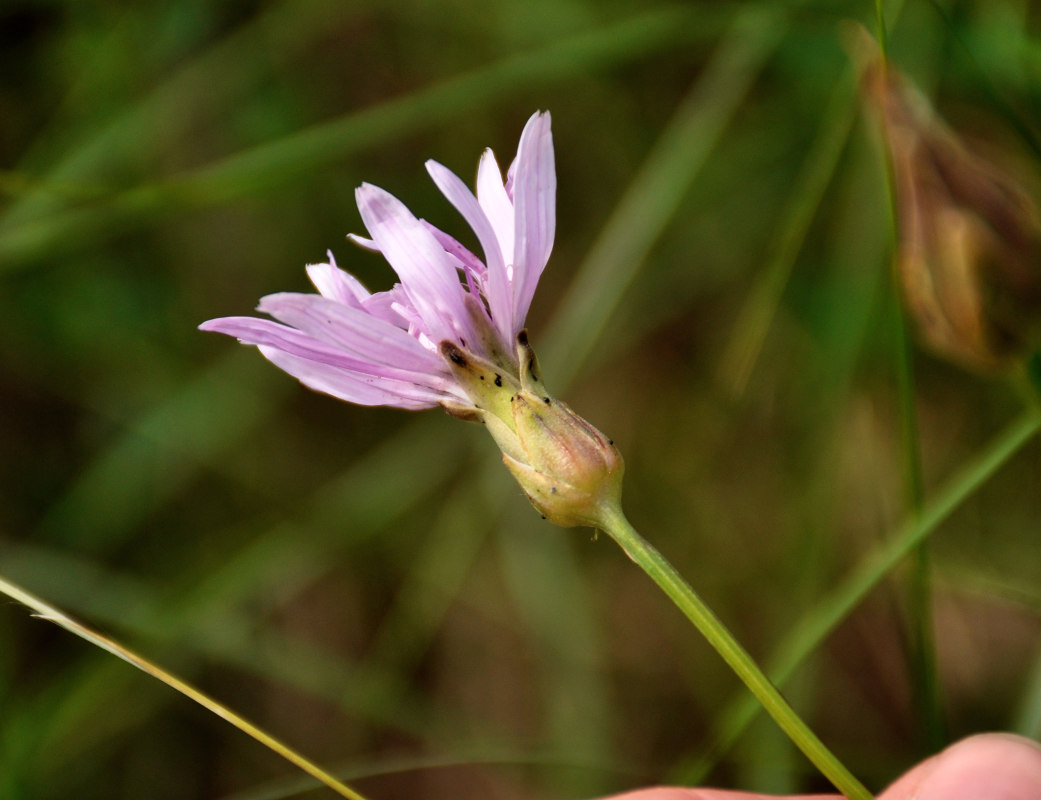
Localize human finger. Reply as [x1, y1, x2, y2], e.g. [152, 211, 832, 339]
[598, 788, 836, 800]
[879, 733, 1041, 800]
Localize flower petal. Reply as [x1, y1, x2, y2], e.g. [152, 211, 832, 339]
[476, 149, 515, 268]
[421, 220, 487, 284]
[355, 183, 474, 345]
[257, 345, 450, 408]
[346, 233, 380, 252]
[200, 111, 557, 414]
[200, 315, 352, 366]
[361, 285, 412, 328]
[426, 159, 513, 346]
[306, 256, 371, 307]
[511, 111, 555, 331]
[200, 315, 459, 398]
[256, 292, 443, 372]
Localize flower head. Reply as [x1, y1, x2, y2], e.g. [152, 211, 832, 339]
[201, 111, 624, 527]
[200, 111, 555, 411]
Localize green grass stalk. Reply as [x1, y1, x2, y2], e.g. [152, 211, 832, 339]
[671, 407, 1041, 783]
[892, 301, 946, 750]
[597, 504, 873, 800]
[872, 0, 945, 743]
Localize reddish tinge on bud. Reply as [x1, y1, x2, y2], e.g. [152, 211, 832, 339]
[501, 389, 624, 528]
[440, 331, 624, 529]
[867, 62, 1041, 372]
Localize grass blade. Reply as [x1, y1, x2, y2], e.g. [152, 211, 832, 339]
[0, 575, 371, 800]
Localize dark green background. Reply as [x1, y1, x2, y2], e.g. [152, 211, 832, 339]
[2, 1, 1041, 798]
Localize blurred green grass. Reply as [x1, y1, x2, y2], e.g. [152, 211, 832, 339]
[3, 1, 1041, 798]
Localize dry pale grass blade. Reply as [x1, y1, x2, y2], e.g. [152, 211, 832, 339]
[0, 575, 371, 800]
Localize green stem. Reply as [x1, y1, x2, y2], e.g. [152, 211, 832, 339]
[872, 0, 943, 750]
[875, 0, 943, 742]
[874, 0, 889, 58]
[1024, 352, 1041, 407]
[597, 503, 873, 800]
[670, 408, 1040, 784]
[893, 286, 945, 751]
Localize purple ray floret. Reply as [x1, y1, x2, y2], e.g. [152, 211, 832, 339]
[200, 111, 555, 411]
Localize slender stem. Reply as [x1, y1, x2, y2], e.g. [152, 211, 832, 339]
[1024, 353, 1041, 408]
[0, 575, 369, 800]
[874, 0, 944, 742]
[670, 407, 1040, 784]
[892, 294, 945, 751]
[874, 0, 889, 58]
[596, 503, 873, 800]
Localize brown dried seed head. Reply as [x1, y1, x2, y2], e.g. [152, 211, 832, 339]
[868, 63, 1041, 372]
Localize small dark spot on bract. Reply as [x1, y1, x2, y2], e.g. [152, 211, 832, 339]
[479, 375, 485, 380]
[448, 350, 465, 365]
[550, 486, 558, 494]
[543, 397, 550, 404]
[494, 374, 502, 387]
[608, 439, 614, 445]
[518, 330, 529, 346]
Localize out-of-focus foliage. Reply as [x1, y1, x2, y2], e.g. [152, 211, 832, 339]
[2, 1, 1041, 798]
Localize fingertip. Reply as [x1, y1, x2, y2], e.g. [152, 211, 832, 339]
[600, 790, 836, 800]
[881, 733, 1041, 800]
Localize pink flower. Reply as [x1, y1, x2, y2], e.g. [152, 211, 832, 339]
[200, 111, 555, 412]
[202, 111, 622, 528]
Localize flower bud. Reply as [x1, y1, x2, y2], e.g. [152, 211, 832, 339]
[867, 63, 1041, 371]
[441, 331, 624, 528]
